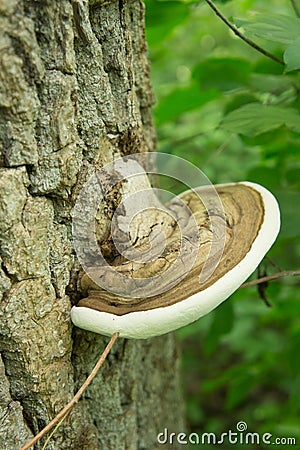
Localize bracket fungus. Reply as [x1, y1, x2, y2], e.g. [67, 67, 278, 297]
[71, 161, 280, 339]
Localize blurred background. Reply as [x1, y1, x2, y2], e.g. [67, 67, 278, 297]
[144, 0, 300, 448]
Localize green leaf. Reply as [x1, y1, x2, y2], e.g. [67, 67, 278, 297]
[204, 301, 234, 354]
[226, 375, 255, 410]
[235, 13, 300, 45]
[192, 58, 251, 91]
[145, 1, 189, 46]
[250, 73, 294, 95]
[221, 103, 300, 136]
[284, 38, 300, 72]
[154, 84, 219, 124]
[246, 166, 282, 191]
[286, 168, 300, 188]
[274, 190, 300, 238]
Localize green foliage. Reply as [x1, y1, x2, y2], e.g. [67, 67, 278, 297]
[236, 12, 300, 71]
[235, 13, 300, 44]
[155, 84, 219, 124]
[284, 38, 300, 71]
[144, 1, 189, 45]
[193, 58, 252, 91]
[222, 103, 300, 136]
[145, 0, 300, 447]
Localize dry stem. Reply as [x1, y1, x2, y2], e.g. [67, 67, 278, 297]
[21, 332, 119, 450]
[241, 270, 300, 288]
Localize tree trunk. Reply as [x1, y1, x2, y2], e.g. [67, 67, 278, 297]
[0, 1, 185, 449]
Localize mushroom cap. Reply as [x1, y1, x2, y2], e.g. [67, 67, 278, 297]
[71, 182, 280, 339]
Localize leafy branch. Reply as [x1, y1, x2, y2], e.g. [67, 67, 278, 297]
[204, 0, 285, 65]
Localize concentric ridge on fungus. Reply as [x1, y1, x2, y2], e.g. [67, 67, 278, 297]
[71, 182, 280, 339]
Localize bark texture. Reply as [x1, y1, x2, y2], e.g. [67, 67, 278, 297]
[0, 1, 185, 449]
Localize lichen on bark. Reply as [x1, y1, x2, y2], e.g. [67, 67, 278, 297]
[0, 1, 185, 449]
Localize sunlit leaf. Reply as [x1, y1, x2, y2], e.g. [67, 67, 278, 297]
[221, 103, 300, 136]
[235, 14, 300, 45]
[155, 84, 219, 124]
[193, 58, 251, 91]
[284, 38, 300, 72]
[145, 1, 189, 46]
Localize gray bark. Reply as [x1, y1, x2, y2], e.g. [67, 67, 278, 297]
[0, 1, 185, 449]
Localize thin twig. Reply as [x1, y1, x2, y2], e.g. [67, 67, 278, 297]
[265, 256, 283, 273]
[21, 332, 119, 450]
[241, 270, 300, 288]
[204, 0, 285, 66]
[41, 413, 70, 450]
[203, 133, 236, 168]
[291, 0, 300, 18]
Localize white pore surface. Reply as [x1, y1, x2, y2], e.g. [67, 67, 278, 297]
[71, 182, 280, 339]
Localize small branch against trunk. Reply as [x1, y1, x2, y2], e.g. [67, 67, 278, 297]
[241, 270, 300, 288]
[204, 0, 285, 66]
[21, 332, 119, 450]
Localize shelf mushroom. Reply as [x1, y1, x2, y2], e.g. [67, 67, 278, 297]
[71, 181, 280, 339]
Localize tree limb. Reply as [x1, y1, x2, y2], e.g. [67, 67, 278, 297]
[204, 0, 285, 66]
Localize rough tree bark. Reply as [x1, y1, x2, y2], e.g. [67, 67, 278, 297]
[0, 1, 185, 449]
